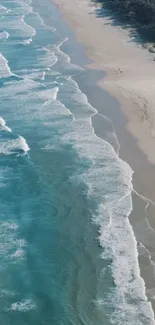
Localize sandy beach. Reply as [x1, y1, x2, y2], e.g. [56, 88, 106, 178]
[52, 0, 155, 166]
[51, 0, 155, 317]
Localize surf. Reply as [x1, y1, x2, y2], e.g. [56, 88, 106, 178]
[0, 0, 154, 324]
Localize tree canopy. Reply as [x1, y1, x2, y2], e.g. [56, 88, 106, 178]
[94, 0, 155, 42]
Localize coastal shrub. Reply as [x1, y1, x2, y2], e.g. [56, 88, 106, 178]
[94, 0, 155, 41]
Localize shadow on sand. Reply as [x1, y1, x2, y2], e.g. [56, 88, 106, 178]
[89, 0, 155, 53]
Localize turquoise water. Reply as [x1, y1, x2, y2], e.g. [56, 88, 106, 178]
[0, 0, 154, 324]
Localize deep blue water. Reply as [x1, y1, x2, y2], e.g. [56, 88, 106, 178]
[0, 0, 154, 324]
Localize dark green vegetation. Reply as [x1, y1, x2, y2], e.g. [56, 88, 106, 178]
[93, 0, 155, 42]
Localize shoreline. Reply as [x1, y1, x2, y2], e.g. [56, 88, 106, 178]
[52, 0, 155, 166]
[51, 0, 155, 318]
[72, 58, 155, 313]
[50, 1, 155, 210]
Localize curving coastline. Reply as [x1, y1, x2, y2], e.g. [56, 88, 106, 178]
[51, 0, 155, 319]
[0, 0, 155, 322]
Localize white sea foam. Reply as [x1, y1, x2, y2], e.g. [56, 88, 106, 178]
[1, 13, 36, 38]
[0, 79, 56, 116]
[3, 80, 59, 103]
[42, 100, 73, 142]
[138, 242, 155, 270]
[15, 136, 30, 153]
[22, 37, 32, 44]
[11, 238, 26, 260]
[30, 7, 56, 31]
[54, 38, 84, 72]
[43, 87, 59, 105]
[0, 289, 15, 298]
[41, 71, 46, 80]
[51, 75, 155, 324]
[31, 10, 45, 26]
[96, 204, 155, 325]
[0, 220, 26, 266]
[0, 30, 9, 39]
[12, 83, 59, 103]
[11, 248, 25, 258]
[0, 222, 18, 231]
[18, 68, 46, 81]
[2, 1, 32, 16]
[0, 5, 8, 13]
[0, 54, 12, 78]
[0, 221, 20, 257]
[0, 117, 12, 132]
[37, 48, 58, 69]
[0, 1, 153, 322]
[57, 38, 70, 63]
[0, 136, 30, 155]
[0, 78, 43, 98]
[21, 14, 36, 37]
[9, 299, 36, 312]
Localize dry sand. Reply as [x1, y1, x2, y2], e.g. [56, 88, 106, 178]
[52, 0, 155, 167]
[51, 0, 155, 316]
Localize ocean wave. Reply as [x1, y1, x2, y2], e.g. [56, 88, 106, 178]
[37, 47, 58, 69]
[11, 248, 25, 259]
[0, 289, 15, 298]
[54, 38, 84, 72]
[0, 30, 9, 39]
[52, 74, 155, 323]
[1, 76, 59, 105]
[0, 12, 36, 39]
[15, 68, 46, 81]
[22, 37, 32, 45]
[0, 221, 23, 258]
[0, 136, 30, 155]
[40, 68, 154, 322]
[2, 0, 55, 46]
[2, 0, 33, 16]
[95, 202, 155, 325]
[0, 53, 12, 78]
[0, 117, 12, 132]
[0, 0, 153, 322]
[11, 238, 26, 260]
[0, 78, 44, 97]
[21, 14, 36, 37]
[0, 221, 18, 231]
[0, 4, 8, 14]
[0, 221, 26, 270]
[42, 86, 59, 105]
[8, 299, 36, 312]
[41, 71, 46, 80]
[31, 9, 56, 31]
[23, 5, 56, 33]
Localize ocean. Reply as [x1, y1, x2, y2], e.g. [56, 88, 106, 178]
[0, 0, 154, 324]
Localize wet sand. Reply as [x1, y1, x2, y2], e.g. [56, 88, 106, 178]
[73, 64, 155, 312]
[51, 0, 155, 317]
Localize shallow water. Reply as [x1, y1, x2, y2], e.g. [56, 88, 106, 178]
[0, 0, 154, 324]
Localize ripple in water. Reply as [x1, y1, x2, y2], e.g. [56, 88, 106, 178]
[0, 0, 154, 324]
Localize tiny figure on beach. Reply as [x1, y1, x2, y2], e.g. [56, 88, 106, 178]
[118, 68, 123, 74]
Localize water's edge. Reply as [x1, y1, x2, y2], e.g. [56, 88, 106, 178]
[54, 1, 155, 320]
[0, 0, 155, 323]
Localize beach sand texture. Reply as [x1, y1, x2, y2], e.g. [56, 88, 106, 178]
[53, 0, 155, 166]
[51, 0, 155, 316]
